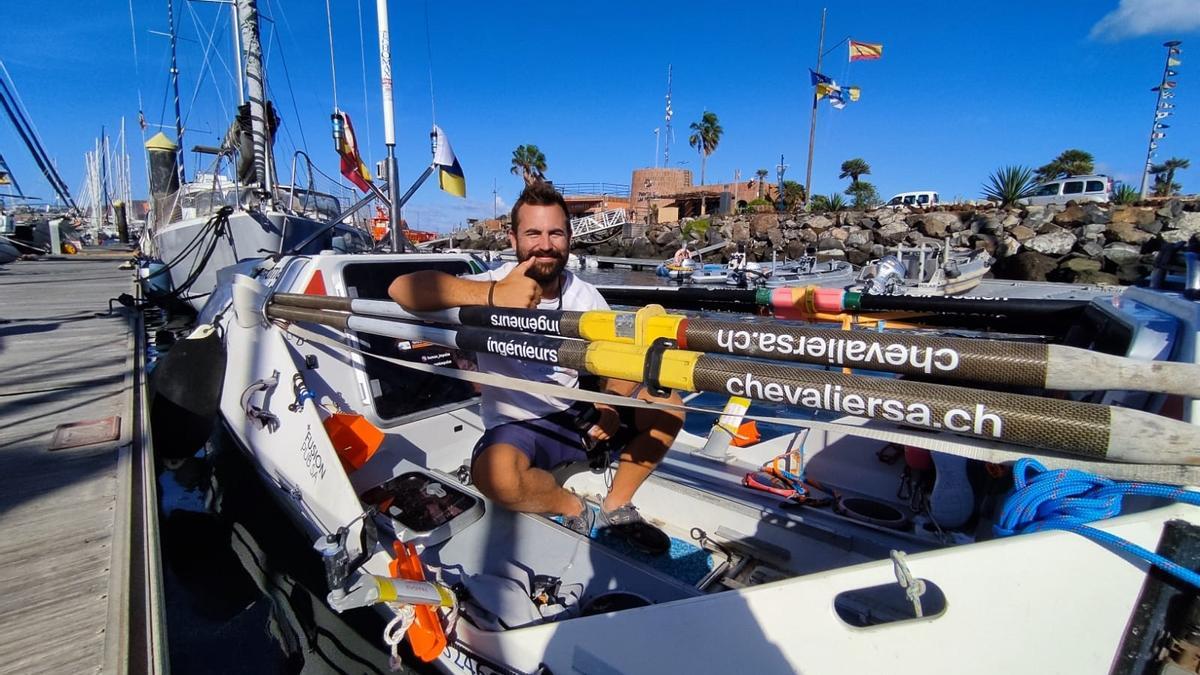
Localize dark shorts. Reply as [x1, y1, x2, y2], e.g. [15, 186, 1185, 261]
[472, 411, 590, 471]
[471, 404, 639, 471]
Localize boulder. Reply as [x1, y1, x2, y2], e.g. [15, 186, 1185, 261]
[1105, 221, 1152, 246]
[1137, 218, 1164, 235]
[1074, 269, 1120, 285]
[877, 221, 909, 244]
[1001, 213, 1022, 228]
[998, 235, 1021, 258]
[767, 228, 784, 249]
[1081, 223, 1107, 237]
[816, 235, 846, 251]
[1082, 202, 1111, 224]
[785, 240, 809, 259]
[917, 212, 959, 238]
[828, 227, 850, 242]
[845, 248, 871, 266]
[1160, 229, 1196, 245]
[629, 236, 657, 259]
[1101, 242, 1141, 267]
[1010, 225, 1037, 242]
[805, 215, 834, 233]
[1171, 212, 1200, 235]
[1080, 240, 1104, 258]
[846, 230, 872, 249]
[1053, 203, 1088, 225]
[969, 233, 998, 255]
[995, 251, 1058, 282]
[1061, 256, 1102, 274]
[1158, 199, 1184, 219]
[730, 221, 750, 241]
[1026, 230, 1077, 256]
[816, 248, 847, 261]
[750, 213, 777, 238]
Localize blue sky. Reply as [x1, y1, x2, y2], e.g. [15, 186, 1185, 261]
[1, 0, 1197, 231]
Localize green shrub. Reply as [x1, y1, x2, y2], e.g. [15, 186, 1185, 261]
[1112, 184, 1139, 205]
[681, 217, 711, 240]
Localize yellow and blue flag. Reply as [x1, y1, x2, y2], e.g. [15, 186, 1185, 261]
[432, 125, 466, 198]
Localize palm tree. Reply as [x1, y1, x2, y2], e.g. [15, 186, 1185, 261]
[755, 168, 768, 198]
[510, 145, 547, 185]
[1150, 157, 1190, 197]
[1035, 149, 1094, 183]
[982, 165, 1037, 208]
[687, 111, 723, 185]
[838, 158, 871, 185]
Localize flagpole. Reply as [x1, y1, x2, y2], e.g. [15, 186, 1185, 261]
[1140, 40, 1181, 200]
[376, 0, 404, 252]
[802, 8, 827, 209]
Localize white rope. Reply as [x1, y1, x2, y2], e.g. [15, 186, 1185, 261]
[382, 602, 416, 670]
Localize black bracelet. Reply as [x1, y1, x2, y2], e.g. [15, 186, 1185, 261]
[487, 280, 497, 307]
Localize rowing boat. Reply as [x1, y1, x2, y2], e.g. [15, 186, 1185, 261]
[166, 250, 1200, 673]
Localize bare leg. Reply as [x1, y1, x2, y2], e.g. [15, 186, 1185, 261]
[602, 389, 685, 512]
[472, 443, 583, 517]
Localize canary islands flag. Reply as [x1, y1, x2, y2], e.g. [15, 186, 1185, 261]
[432, 125, 466, 198]
[849, 40, 883, 62]
[333, 110, 372, 193]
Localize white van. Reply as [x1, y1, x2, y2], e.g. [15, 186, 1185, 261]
[1020, 175, 1112, 206]
[887, 191, 938, 208]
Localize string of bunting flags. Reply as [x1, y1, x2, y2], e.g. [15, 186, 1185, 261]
[1148, 41, 1181, 157]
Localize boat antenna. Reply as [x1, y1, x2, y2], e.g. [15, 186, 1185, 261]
[375, 0, 403, 252]
[324, 0, 338, 112]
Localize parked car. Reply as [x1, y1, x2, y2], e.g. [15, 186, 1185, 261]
[1020, 175, 1112, 206]
[887, 191, 939, 208]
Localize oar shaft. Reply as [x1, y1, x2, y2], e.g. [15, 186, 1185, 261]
[263, 303, 1200, 464]
[269, 294, 1200, 398]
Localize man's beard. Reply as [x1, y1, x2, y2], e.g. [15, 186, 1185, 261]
[517, 247, 568, 283]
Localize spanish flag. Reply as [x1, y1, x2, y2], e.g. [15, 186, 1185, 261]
[849, 40, 883, 62]
[333, 110, 372, 192]
[432, 125, 466, 198]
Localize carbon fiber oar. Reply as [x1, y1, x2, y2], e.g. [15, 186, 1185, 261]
[265, 302, 1200, 465]
[271, 294, 1200, 399]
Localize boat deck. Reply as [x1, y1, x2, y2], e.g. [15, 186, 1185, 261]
[0, 256, 161, 674]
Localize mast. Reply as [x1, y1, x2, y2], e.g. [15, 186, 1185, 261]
[802, 8, 827, 208]
[1140, 40, 1182, 199]
[376, 0, 402, 252]
[166, 0, 185, 183]
[231, 2, 245, 105]
[238, 0, 274, 196]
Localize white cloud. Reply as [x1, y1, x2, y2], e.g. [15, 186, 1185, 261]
[1090, 0, 1200, 41]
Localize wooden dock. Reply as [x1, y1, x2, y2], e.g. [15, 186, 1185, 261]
[0, 255, 165, 674]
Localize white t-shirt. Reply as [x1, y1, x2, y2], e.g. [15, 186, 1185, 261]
[463, 262, 609, 427]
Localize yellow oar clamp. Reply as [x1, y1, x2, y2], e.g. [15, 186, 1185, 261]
[643, 337, 677, 397]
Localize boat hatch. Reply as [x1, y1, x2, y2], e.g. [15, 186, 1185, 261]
[341, 259, 480, 423]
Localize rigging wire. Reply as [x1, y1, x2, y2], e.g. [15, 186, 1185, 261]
[267, 20, 310, 157]
[423, 0, 437, 125]
[263, 0, 308, 155]
[356, 0, 374, 167]
[325, 0, 339, 111]
[181, 2, 230, 130]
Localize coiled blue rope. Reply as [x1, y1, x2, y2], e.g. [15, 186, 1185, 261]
[995, 458, 1200, 588]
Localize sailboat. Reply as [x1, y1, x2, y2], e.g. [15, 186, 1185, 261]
[142, 0, 368, 312]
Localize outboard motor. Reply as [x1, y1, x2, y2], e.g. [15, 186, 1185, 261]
[867, 255, 907, 295]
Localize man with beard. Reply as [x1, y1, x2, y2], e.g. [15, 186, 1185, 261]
[388, 181, 682, 555]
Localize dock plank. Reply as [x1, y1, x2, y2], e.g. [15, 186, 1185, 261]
[0, 258, 134, 675]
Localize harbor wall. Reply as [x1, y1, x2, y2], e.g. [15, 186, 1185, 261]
[456, 198, 1200, 284]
